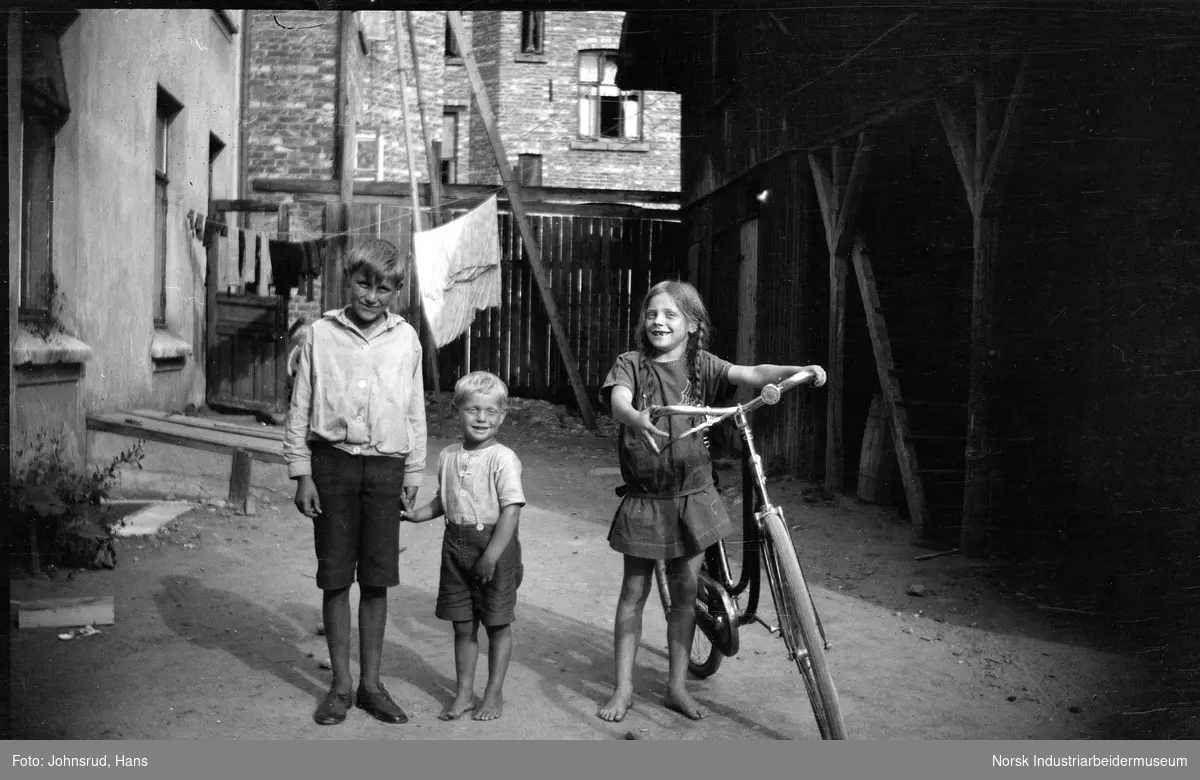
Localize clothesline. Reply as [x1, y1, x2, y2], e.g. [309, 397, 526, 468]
[186, 185, 510, 241]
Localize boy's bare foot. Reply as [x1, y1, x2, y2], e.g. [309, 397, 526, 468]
[473, 691, 504, 721]
[664, 689, 709, 720]
[597, 688, 633, 722]
[438, 693, 479, 721]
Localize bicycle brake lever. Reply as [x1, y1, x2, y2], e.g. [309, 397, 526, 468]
[658, 419, 717, 452]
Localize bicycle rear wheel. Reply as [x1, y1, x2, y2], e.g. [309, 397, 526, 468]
[689, 599, 724, 678]
[759, 508, 848, 740]
[656, 560, 725, 678]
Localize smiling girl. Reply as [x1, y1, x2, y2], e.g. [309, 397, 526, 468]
[596, 280, 825, 723]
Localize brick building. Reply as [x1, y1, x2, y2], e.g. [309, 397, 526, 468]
[242, 9, 682, 325]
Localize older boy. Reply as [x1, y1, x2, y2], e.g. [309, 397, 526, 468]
[285, 238, 427, 726]
[401, 371, 524, 721]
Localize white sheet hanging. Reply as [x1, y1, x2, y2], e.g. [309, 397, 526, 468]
[413, 196, 502, 348]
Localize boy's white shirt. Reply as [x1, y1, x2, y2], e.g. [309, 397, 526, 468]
[284, 308, 427, 486]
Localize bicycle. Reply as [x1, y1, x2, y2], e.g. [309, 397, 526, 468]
[649, 368, 848, 740]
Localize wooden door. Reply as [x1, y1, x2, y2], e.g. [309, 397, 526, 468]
[205, 203, 291, 417]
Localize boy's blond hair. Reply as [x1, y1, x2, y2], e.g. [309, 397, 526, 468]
[454, 371, 509, 409]
[343, 237, 405, 287]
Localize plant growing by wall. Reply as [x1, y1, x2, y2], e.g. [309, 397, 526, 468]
[25, 271, 70, 342]
[11, 432, 147, 572]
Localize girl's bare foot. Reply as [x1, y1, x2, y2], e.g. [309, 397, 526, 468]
[597, 688, 633, 722]
[473, 691, 504, 721]
[664, 689, 709, 720]
[438, 693, 479, 721]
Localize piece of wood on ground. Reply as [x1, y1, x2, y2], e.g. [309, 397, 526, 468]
[16, 596, 115, 629]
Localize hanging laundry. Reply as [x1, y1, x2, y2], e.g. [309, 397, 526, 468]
[242, 230, 260, 288]
[230, 228, 244, 291]
[301, 239, 327, 279]
[216, 230, 239, 292]
[260, 235, 274, 294]
[269, 239, 306, 293]
[413, 195, 502, 348]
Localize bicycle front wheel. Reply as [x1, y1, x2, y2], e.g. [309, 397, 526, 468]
[760, 508, 848, 740]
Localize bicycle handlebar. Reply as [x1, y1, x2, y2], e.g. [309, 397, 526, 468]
[649, 368, 824, 446]
[652, 368, 822, 420]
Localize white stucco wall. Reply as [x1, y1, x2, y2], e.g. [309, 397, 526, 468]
[54, 9, 241, 413]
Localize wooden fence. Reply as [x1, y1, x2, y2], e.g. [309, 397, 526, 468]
[333, 200, 683, 406]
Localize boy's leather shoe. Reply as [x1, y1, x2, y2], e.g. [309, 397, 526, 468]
[356, 683, 409, 724]
[314, 687, 353, 725]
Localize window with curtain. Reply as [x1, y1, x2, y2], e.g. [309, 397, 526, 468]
[577, 50, 641, 142]
[520, 11, 544, 54]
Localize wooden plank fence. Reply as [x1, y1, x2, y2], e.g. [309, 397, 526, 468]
[436, 208, 683, 404]
[327, 201, 681, 406]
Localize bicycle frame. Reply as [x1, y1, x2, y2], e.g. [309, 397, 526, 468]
[652, 368, 828, 643]
[649, 368, 846, 739]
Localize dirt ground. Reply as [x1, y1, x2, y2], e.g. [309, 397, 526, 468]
[9, 397, 1177, 740]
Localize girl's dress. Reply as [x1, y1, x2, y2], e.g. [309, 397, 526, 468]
[600, 350, 734, 560]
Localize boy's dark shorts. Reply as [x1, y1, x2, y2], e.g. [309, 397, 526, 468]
[309, 445, 406, 591]
[436, 522, 523, 626]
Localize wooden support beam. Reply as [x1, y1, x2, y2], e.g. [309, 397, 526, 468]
[851, 237, 931, 535]
[336, 11, 356, 207]
[393, 10, 446, 436]
[251, 177, 681, 207]
[936, 58, 1029, 557]
[405, 10, 443, 228]
[447, 11, 596, 429]
[323, 202, 346, 310]
[808, 132, 874, 494]
[273, 203, 291, 418]
[210, 199, 283, 214]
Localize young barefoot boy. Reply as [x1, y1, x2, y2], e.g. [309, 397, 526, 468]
[401, 371, 524, 721]
[285, 238, 426, 726]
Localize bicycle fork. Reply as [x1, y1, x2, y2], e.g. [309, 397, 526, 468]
[734, 409, 832, 653]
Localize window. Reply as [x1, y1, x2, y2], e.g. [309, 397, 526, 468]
[19, 15, 73, 317]
[154, 88, 182, 325]
[21, 115, 56, 314]
[441, 110, 460, 184]
[517, 154, 542, 187]
[520, 11, 544, 55]
[444, 14, 461, 58]
[577, 50, 641, 142]
[354, 129, 383, 182]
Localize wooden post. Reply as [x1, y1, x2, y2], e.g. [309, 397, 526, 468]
[808, 133, 873, 494]
[336, 11, 357, 208]
[229, 449, 255, 515]
[405, 10, 444, 228]
[447, 11, 597, 429]
[935, 57, 1028, 557]
[322, 202, 346, 311]
[272, 203, 291, 419]
[393, 10, 447, 435]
